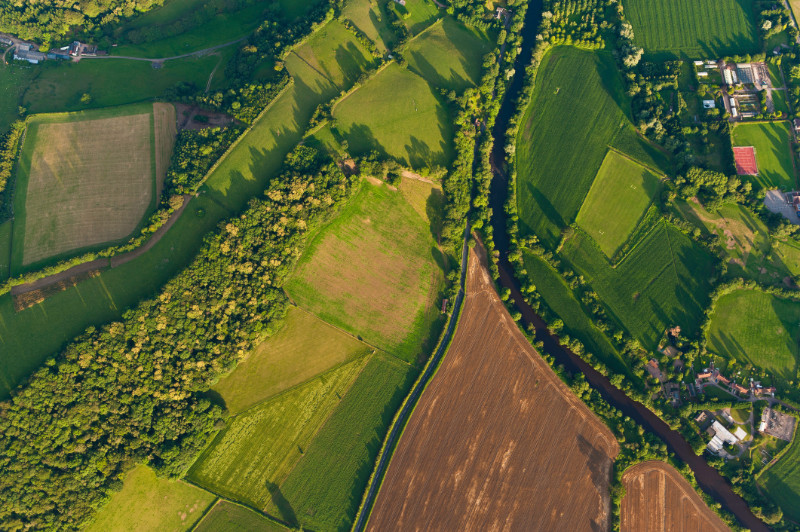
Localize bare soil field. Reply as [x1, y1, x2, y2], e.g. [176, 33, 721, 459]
[367, 245, 619, 531]
[153, 102, 177, 198]
[621, 461, 730, 532]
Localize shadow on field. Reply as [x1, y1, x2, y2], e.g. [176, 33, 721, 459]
[407, 49, 470, 93]
[576, 434, 614, 532]
[266, 481, 299, 528]
[426, 186, 445, 241]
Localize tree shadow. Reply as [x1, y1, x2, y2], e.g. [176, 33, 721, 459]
[576, 434, 615, 532]
[426, 186, 445, 240]
[266, 481, 299, 528]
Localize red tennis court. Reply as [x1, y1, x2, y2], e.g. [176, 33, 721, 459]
[733, 146, 758, 175]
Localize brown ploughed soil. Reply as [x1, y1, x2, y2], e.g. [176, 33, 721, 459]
[367, 243, 619, 531]
[621, 461, 730, 532]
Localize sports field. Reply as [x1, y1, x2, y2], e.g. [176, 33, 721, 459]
[733, 146, 758, 176]
[516, 47, 668, 246]
[405, 17, 493, 92]
[731, 121, 796, 190]
[85, 465, 215, 532]
[563, 222, 715, 349]
[333, 63, 454, 168]
[212, 306, 373, 414]
[759, 429, 800, 522]
[285, 181, 446, 363]
[706, 289, 800, 379]
[188, 357, 368, 510]
[194, 500, 286, 532]
[621, 0, 758, 57]
[342, 0, 397, 52]
[576, 150, 662, 257]
[270, 354, 414, 531]
[12, 104, 165, 269]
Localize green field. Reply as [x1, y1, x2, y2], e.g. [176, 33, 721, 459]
[188, 357, 368, 510]
[405, 17, 493, 92]
[731, 121, 796, 190]
[759, 428, 800, 522]
[563, 221, 715, 349]
[285, 181, 446, 363]
[333, 63, 454, 168]
[706, 289, 800, 380]
[342, 0, 397, 52]
[516, 46, 668, 246]
[392, 0, 441, 35]
[0, 220, 12, 280]
[23, 56, 221, 115]
[621, 0, 759, 57]
[576, 150, 662, 257]
[212, 306, 373, 415]
[203, 20, 375, 210]
[269, 354, 414, 531]
[194, 500, 287, 532]
[85, 465, 216, 532]
[0, 63, 36, 133]
[773, 89, 790, 116]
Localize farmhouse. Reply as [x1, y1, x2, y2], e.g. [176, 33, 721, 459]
[13, 49, 46, 64]
[393, 0, 406, 6]
[733, 383, 749, 395]
[697, 371, 712, 380]
[645, 359, 665, 382]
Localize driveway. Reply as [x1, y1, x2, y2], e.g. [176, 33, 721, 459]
[764, 189, 800, 225]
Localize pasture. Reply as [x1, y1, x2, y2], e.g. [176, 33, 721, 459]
[621, 461, 729, 532]
[194, 500, 286, 532]
[367, 246, 619, 530]
[212, 306, 373, 415]
[273, 354, 414, 531]
[332, 63, 454, 168]
[759, 430, 800, 522]
[731, 121, 796, 190]
[576, 150, 662, 258]
[342, 0, 397, 52]
[405, 17, 493, 92]
[0, 64, 36, 133]
[705, 288, 800, 380]
[562, 222, 715, 350]
[393, 0, 440, 35]
[285, 181, 446, 363]
[396, 176, 444, 234]
[85, 465, 215, 532]
[621, 0, 759, 57]
[516, 46, 668, 246]
[12, 104, 162, 270]
[0, 221, 11, 279]
[188, 357, 368, 510]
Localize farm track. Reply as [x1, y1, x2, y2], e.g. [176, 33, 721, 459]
[366, 240, 619, 531]
[621, 461, 730, 532]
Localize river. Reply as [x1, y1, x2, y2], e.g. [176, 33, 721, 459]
[487, 1, 770, 530]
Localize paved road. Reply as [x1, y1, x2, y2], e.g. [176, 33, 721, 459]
[81, 36, 248, 63]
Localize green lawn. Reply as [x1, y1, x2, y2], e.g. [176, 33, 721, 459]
[270, 354, 414, 531]
[405, 17, 493, 92]
[333, 63, 454, 168]
[775, 238, 800, 279]
[84, 465, 216, 532]
[391, 0, 441, 35]
[729, 406, 750, 423]
[562, 221, 715, 349]
[706, 288, 800, 380]
[188, 357, 369, 510]
[285, 180, 446, 363]
[0, 220, 12, 280]
[621, 0, 759, 58]
[759, 428, 800, 522]
[0, 63, 36, 134]
[194, 500, 286, 532]
[731, 121, 796, 190]
[212, 306, 373, 415]
[203, 20, 376, 211]
[772, 89, 790, 117]
[576, 150, 662, 258]
[516, 46, 668, 246]
[342, 0, 397, 52]
[23, 57, 220, 115]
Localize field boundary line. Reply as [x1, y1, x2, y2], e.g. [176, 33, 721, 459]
[662, 220, 680, 282]
[186, 496, 220, 532]
[181, 482, 293, 531]
[605, 145, 667, 179]
[755, 420, 798, 484]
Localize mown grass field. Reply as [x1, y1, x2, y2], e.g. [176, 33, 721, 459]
[706, 289, 800, 380]
[333, 63, 454, 168]
[23, 57, 220, 115]
[188, 357, 368, 510]
[212, 306, 373, 415]
[85, 465, 215, 532]
[731, 121, 796, 190]
[270, 354, 414, 531]
[405, 17, 493, 92]
[0, 220, 12, 280]
[621, 0, 759, 57]
[194, 500, 287, 532]
[0, 63, 36, 133]
[759, 428, 800, 522]
[576, 150, 662, 257]
[393, 0, 440, 35]
[342, 0, 397, 52]
[285, 181, 446, 363]
[516, 46, 668, 246]
[202, 20, 375, 210]
[13, 104, 160, 270]
[396, 176, 444, 233]
[562, 222, 715, 349]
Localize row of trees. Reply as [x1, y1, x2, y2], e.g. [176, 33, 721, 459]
[165, 126, 243, 195]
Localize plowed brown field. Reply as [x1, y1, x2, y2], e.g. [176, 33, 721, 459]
[621, 461, 730, 532]
[367, 243, 619, 531]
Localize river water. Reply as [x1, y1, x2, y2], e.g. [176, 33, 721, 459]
[487, 2, 769, 530]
